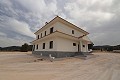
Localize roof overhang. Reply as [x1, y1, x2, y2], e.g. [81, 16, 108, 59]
[31, 31, 91, 44]
[34, 16, 89, 35]
[31, 31, 79, 44]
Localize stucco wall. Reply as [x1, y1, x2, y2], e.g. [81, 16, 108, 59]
[56, 37, 79, 52]
[34, 38, 57, 51]
[33, 21, 89, 52]
[36, 23, 57, 39]
[81, 41, 88, 52]
[55, 22, 84, 37]
[33, 37, 89, 52]
[36, 22, 85, 39]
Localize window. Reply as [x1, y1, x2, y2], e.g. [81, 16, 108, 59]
[37, 35, 39, 39]
[83, 45, 85, 47]
[36, 44, 38, 49]
[73, 43, 76, 46]
[72, 30, 74, 34]
[41, 33, 42, 38]
[43, 43, 45, 49]
[49, 41, 53, 49]
[45, 31, 46, 36]
[50, 27, 53, 34]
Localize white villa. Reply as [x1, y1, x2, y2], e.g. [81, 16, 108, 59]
[31, 16, 92, 58]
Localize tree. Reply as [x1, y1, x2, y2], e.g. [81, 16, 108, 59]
[20, 43, 29, 52]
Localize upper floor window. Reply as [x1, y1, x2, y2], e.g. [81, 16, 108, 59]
[43, 43, 45, 49]
[73, 43, 76, 46]
[72, 30, 74, 34]
[37, 35, 39, 39]
[41, 33, 42, 38]
[50, 27, 53, 34]
[49, 41, 53, 49]
[45, 31, 46, 36]
[36, 44, 38, 50]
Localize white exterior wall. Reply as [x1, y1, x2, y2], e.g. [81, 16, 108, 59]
[34, 21, 89, 52]
[36, 22, 85, 39]
[56, 37, 79, 52]
[34, 38, 57, 51]
[36, 23, 58, 39]
[56, 22, 84, 37]
[81, 41, 88, 52]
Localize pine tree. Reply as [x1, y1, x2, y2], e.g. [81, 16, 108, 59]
[21, 43, 29, 52]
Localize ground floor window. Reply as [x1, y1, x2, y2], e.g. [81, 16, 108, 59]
[73, 43, 76, 46]
[49, 41, 53, 49]
[43, 43, 45, 49]
[83, 45, 85, 47]
[36, 44, 38, 49]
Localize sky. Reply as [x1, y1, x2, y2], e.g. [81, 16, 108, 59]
[0, 0, 120, 47]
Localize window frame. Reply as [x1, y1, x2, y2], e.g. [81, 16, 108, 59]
[83, 45, 85, 47]
[43, 43, 45, 49]
[50, 27, 53, 34]
[45, 31, 46, 36]
[49, 41, 53, 49]
[41, 33, 42, 38]
[73, 43, 76, 46]
[72, 30, 74, 34]
[36, 44, 38, 50]
[37, 35, 39, 39]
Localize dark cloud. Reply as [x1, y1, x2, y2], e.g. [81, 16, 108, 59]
[0, 0, 120, 47]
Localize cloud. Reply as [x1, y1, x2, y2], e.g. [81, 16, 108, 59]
[16, 0, 58, 14]
[6, 18, 35, 38]
[0, 36, 30, 47]
[64, 0, 114, 24]
[0, 32, 6, 36]
[63, 0, 120, 45]
[0, 0, 120, 47]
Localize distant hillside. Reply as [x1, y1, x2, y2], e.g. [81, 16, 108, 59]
[93, 45, 120, 51]
[0, 46, 21, 51]
[0, 45, 33, 51]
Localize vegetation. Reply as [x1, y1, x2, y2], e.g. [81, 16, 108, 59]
[0, 43, 33, 52]
[0, 46, 21, 51]
[93, 45, 120, 51]
[20, 43, 29, 52]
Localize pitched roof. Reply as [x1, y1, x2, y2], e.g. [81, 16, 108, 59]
[35, 16, 89, 35]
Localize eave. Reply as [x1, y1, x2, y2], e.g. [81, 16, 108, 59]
[34, 16, 89, 35]
[31, 31, 90, 44]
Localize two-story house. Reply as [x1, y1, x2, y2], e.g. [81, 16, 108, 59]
[31, 16, 92, 58]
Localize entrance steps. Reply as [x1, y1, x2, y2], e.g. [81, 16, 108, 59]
[74, 52, 97, 60]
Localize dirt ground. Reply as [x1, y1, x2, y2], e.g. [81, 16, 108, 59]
[0, 52, 120, 80]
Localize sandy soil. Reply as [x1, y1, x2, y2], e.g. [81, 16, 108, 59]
[0, 52, 120, 80]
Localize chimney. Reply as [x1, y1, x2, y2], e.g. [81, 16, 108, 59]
[45, 22, 48, 25]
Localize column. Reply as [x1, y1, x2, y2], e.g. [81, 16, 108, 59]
[80, 41, 82, 52]
[86, 43, 88, 52]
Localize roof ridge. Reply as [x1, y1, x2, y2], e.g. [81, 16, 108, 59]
[34, 15, 89, 34]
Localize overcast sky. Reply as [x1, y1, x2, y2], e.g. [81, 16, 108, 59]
[0, 0, 120, 47]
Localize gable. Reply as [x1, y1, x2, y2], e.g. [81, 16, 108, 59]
[57, 16, 89, 35]
[35, 16, 89, 35]
[55, 22, 85, 37]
